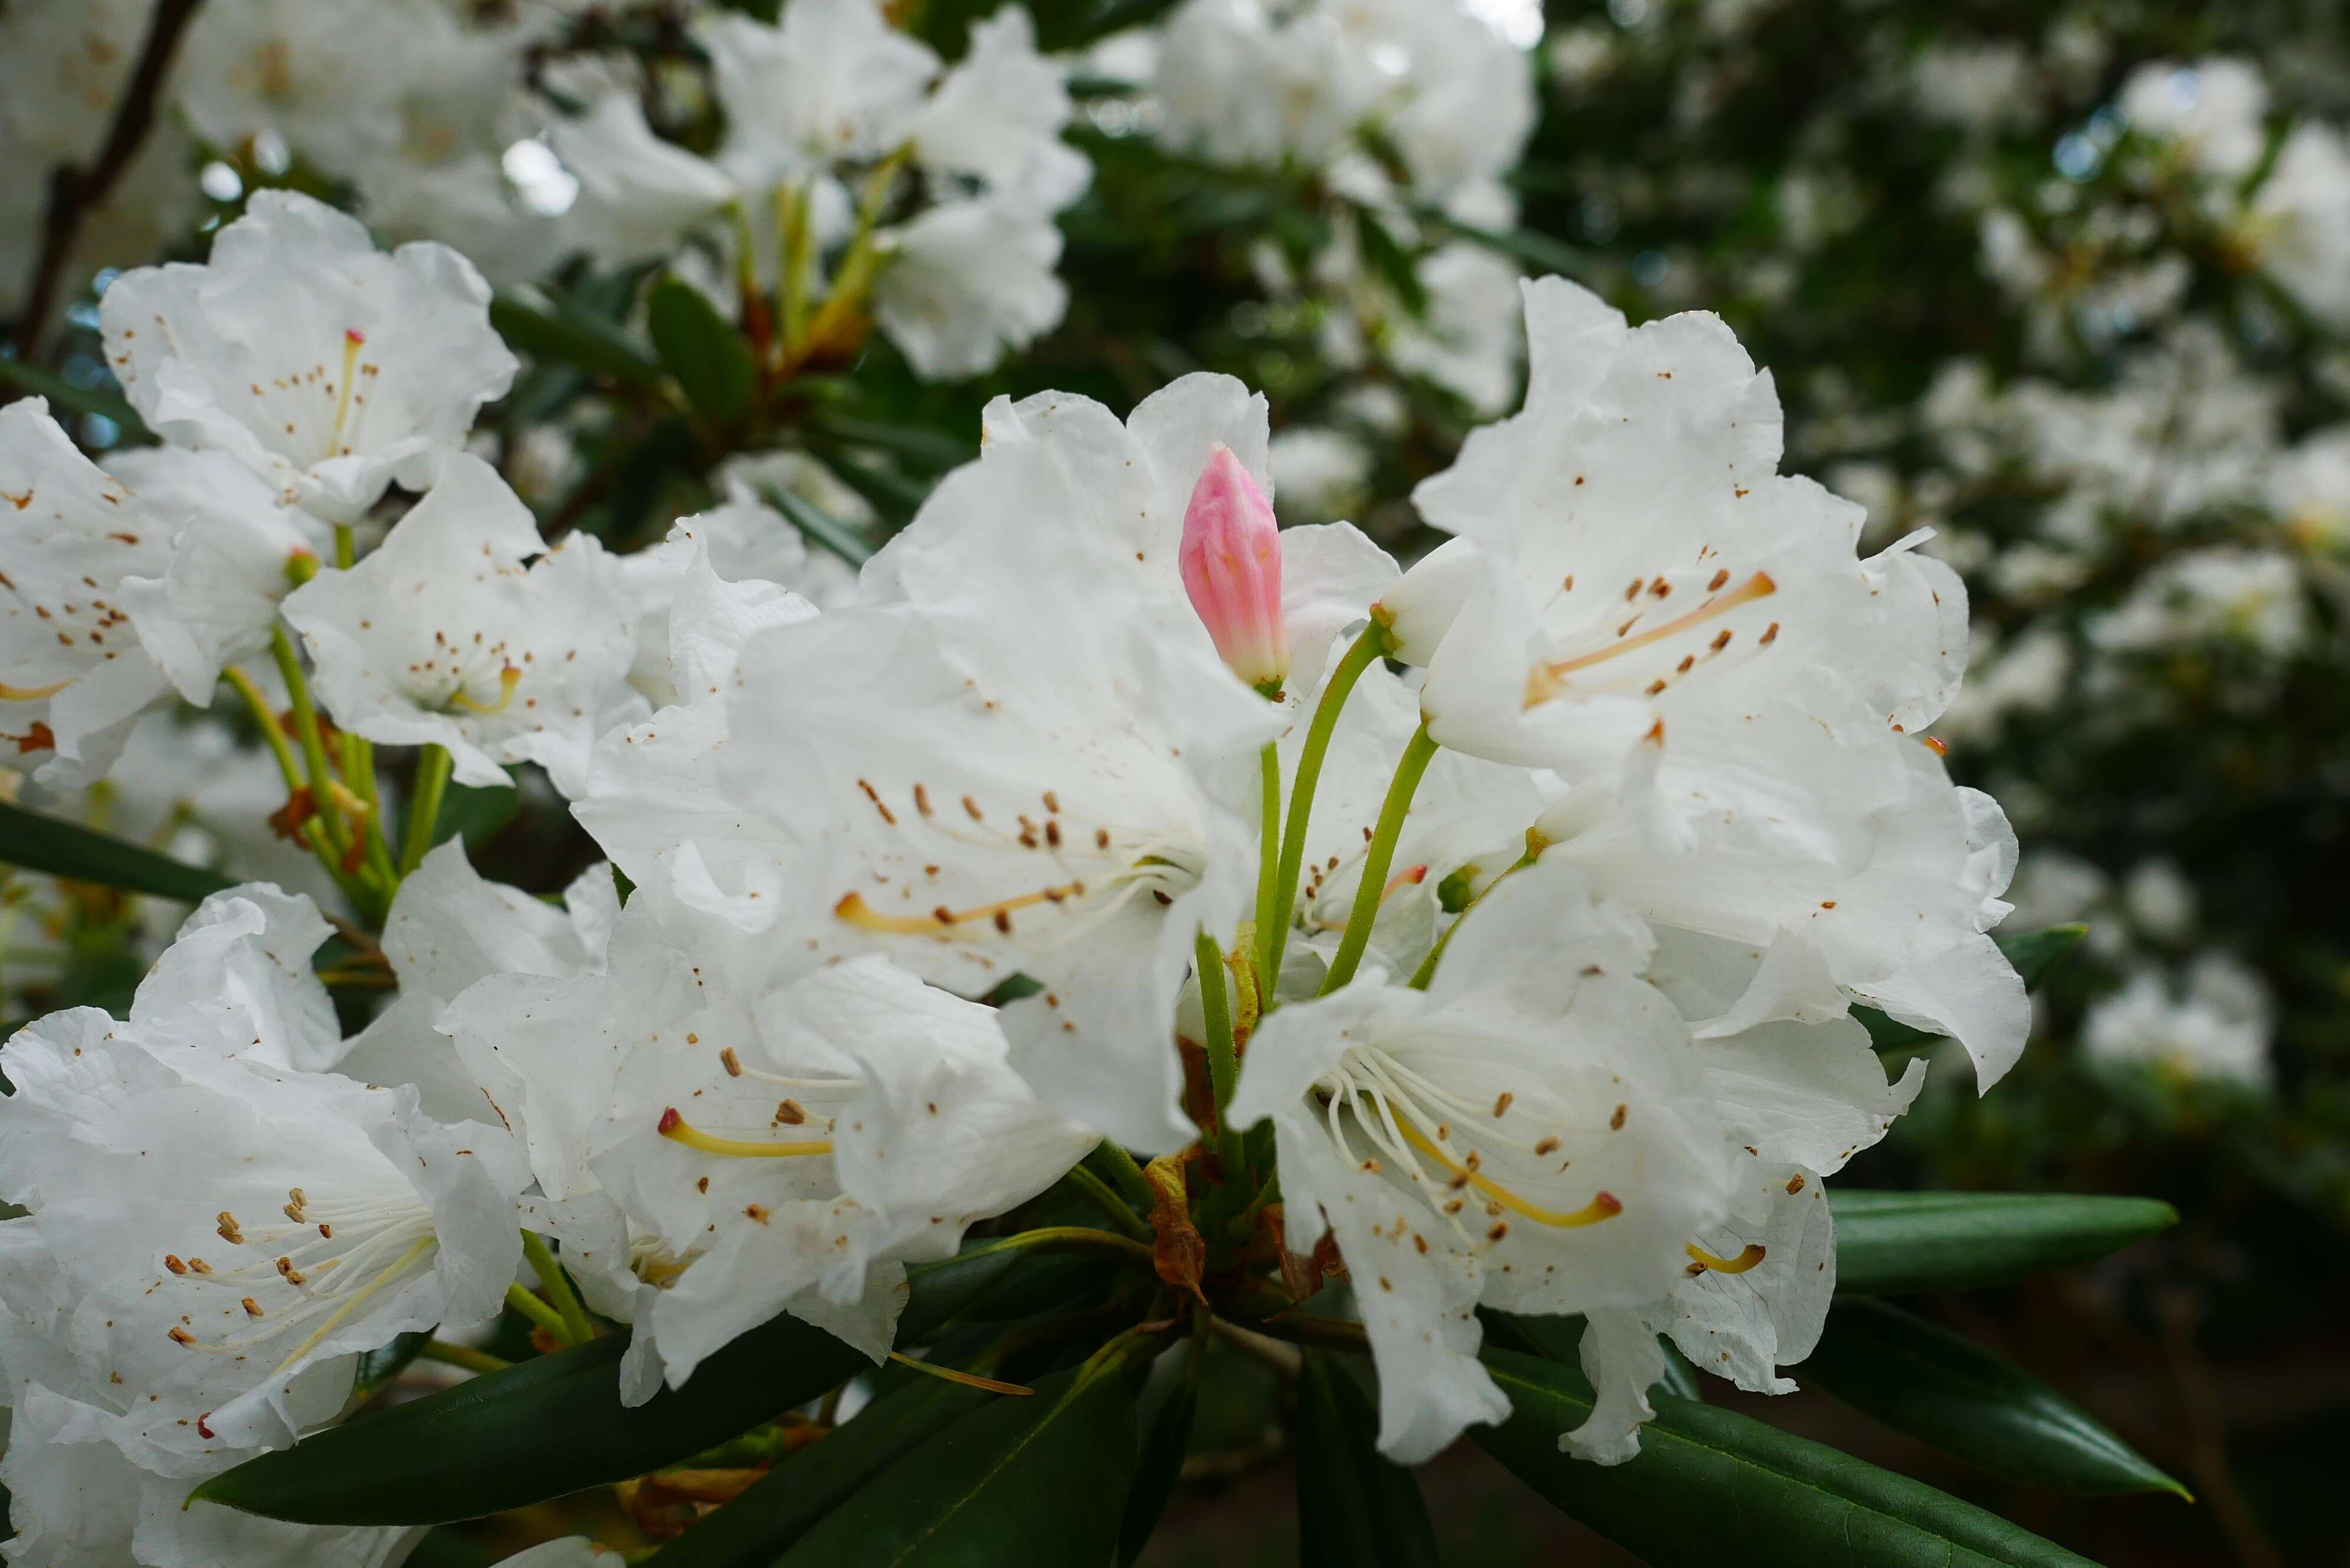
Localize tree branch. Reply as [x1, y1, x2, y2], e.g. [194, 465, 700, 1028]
[9, 0, 208, 362]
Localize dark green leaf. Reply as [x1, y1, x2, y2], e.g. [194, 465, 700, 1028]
[490, 288, 661, 386]
[1351, 206, 1428, 317]
[0, 359, 151, 441]
[895, 1233, 1122, 1345]
[803, 411, 974, 472]
[1997, 924, 2088, 988]
[1118, 1376, 1195, 1566]
[1858, 1006, 1939, 1053]
[0, 802, 233, 904]
[651, 1377, 994, 1567]
[1295, 1351, 1440, 1568]
[431, 776, 522, 855]
[1804, 1300, 2188, 1497]
[1423, 213, 1590, 279]
[648, 276, 759, 425]
[763, 482, 878, 568]
[191, 1315, 866, 1524]
[774, 1365, 1138, 1567]
[350, 1332, 430, 1404]
[1476, 1349, 2100, 1567]
[1833, 1190, 2177, 1296]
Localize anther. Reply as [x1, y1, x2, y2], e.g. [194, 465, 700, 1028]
[775, 1099, 805, 1125]
[1542, 572, 1778, 685]
[1492, 1091, 1514, 1117]
[720, 1047, 743, 1077]
[242, 1297, 263, 1317]
[1533, 1136, 1561, 1156]
[168, 1327, 197, 1346]
[164, 1254, 188, 1275]
[216, 1212, 243, 1245]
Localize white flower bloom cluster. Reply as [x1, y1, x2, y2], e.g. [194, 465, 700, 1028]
[1149, 0, 1539, 415]
[5, 116, 2031, 1538]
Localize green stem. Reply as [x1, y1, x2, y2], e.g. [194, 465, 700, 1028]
[417, 1339, 512, 1376]
[1405, 844, 1537, 991]
[1194, 929, 1247, 1173]
[777, 181, 813, 353]
[223, 665, 302, 796]
[1266, 625, 1385, 989]
[401, 744, 453, 873]
[1063, 1164, 1153, 1242]
[503, 1281, 572, 1345]
[1320, 723, 1439, 994]
[522, 1231, 597, 1345]
[1087, 1141, 1157, 1212]
[1252, 742, 1284, 990]
[269, 627, 349, 859]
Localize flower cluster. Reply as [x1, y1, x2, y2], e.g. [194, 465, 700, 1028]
[5, 138, 2028, 1552]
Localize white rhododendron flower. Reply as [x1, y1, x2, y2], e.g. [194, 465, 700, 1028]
[872, 199, 1070, 382]
[442, 909, 1089, 1397]
[908, 7, 1092, 213]
[1, 399, 175, 780]
[100, 191, 518, 523]
[280, 455, 645, 796]
[697, 0, 940, 187]
[0, 884, 526, 1466]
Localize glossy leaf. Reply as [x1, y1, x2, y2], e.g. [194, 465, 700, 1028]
[490, 288, 661, 386]
[1476, 1348, 2100, 1567]
[1833, 1190, 2177, 1296]
[773, 1365, 1138, 1567]
[0, 801, 233, 904]
[1998, 924, 2087, 988]
[648, 276, 758, 425]
[651, 1377, 993, 1568]
[1802, 1300, 2188, 1497]
[1118, 1376, 1196, 1566]
[192, 1314, 866, 1524]
[350, 1331, 429, 1404]
[1295, 1351, 1441, 1568]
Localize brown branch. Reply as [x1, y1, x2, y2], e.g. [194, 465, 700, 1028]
[9, 0, 209, 362]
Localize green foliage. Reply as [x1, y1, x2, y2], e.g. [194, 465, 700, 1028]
[1294, 1351, 1442, 1568]
[0, 801, 234, 905]
[648, 276, 759, 427]
[1802, 1300, 2188, 1497]
[1476, 1349, 2101, 1567]
[1831, 1190, 2178, 1296]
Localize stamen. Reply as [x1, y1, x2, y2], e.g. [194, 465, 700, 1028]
[1684, 1242, 1766, 1274]
[448, 666, 522, 715]
[835, 883, 1084, 934]
[1392, 1120, 1620, 1229]
[1537, 571, 1778, 689]
[658, 1108, 833, 1160]
[326, 328, 365, 457]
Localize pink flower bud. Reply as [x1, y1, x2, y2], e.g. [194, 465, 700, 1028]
[1179, 444, 1288, 695]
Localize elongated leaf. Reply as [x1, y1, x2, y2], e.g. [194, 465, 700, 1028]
[0, 361, 150, 441]
[0, 801, 233, 904]
[1476, 1349, 2099, 1567]
[1296, 1352, 1440, 1568]
[1803, 1300, 2187, 1497]
[763, 482, 878, 567]
[1424, 213, 1590, 279]
[648, 276, 758, 425]
[1118, 1377, 1195, 1566]
[1834, 1190, 2176, 1296]
[192, 1314, 866, 1524]
[802, 411, 973, 472]
[1998, 924, 2087, 988]
[350, 1331, 429, 1404]
[490, 288, 660, 386]
[652, 1377, 993, 1568]
[774, 1365, 1138, 1567]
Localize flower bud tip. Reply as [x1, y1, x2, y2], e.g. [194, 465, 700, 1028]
[1179, 443, 1288, 692]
